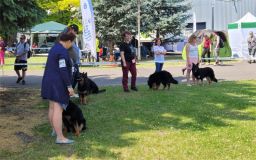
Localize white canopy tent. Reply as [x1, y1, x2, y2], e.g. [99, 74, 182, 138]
[228, 12, 256, 58]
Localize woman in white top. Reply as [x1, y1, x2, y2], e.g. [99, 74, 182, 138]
[185, 34, 199, 86]
[152, 38, 167, 72]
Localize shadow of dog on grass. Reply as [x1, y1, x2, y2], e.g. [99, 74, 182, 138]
[148, 70, 178, 90]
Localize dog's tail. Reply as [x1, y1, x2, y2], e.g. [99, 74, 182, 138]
[97, 89, 106, 93]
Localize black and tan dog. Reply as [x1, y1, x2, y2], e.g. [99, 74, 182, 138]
[62, 100, 86, 136]
[192, 63, 218, 84]
[148, 70, 178, 90]
[77, 72, 106, 104]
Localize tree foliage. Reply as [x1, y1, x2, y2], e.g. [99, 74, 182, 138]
[0, 0, 46, 38]
[141, 0, 191, 37]
[38, 0, 82, 29]
[94, 0, 191, 43]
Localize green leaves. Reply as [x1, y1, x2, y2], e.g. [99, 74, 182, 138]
[0, 0, 46, 38]
[94, 0, 191, 43]
[38, 0, 82, 31]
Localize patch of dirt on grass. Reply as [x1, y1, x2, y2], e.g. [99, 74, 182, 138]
[0, 87, 47, 153]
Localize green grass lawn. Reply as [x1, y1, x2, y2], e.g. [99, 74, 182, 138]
[2, 81, 256, 160]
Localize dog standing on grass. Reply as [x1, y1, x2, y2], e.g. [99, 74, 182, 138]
[62, 100, 86, 136]
[148, 70, 178, 90]
[192, 63, 218, 84]
[77, 72, 106, 104]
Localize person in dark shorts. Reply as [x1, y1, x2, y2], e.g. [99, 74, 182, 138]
[14, 35, 29, 85]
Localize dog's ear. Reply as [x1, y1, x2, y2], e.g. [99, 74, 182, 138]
[85, 72, 87, 77]
[196, 63, 199, 66]
[192, 63, 195, 66]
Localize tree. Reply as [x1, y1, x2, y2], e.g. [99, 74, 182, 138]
[38, 0, 82, 29]
[94, 0, 137, 43]
[0, 0, 46, 39]
[141, 0, 191, 38]
[94, 0, 191, 44]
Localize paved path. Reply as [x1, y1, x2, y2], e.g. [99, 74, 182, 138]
[1, 61, 256, 89]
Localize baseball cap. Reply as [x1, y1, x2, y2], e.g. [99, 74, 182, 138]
[69, 24, 79, 33]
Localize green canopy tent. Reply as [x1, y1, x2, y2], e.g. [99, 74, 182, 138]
[29, 21, 66, 53]
[227, 12, 256, 58]
[31, 21, 66, 34]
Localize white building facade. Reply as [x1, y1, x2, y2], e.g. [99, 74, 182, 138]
[188, 0, 256, 31]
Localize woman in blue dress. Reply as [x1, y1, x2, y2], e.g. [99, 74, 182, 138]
[41, 33, 76, 144]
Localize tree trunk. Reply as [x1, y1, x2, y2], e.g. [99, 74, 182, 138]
[156, 28, 160, 38]
[108, 39, 115, 62]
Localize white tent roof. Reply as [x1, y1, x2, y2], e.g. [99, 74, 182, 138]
[235, 12, 256, 23]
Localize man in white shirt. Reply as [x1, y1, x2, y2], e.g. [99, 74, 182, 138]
[14, 35, 29, 85]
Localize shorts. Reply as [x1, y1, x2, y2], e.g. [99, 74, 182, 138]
[46, 99, 68, 111]
[214, 48, 220, 57]
[60, 103, 68, 110]
[14, 59, 27, 71]
[187, 57, 198, 70]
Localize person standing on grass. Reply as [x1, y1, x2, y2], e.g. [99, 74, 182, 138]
[120, 31, 138, 92]
[185, 34, 199, 86]
[14, 35, 29, 85]
[41, 32, 75, 144]
[0, 36, 5, 66]
[152, 38, 167, 72]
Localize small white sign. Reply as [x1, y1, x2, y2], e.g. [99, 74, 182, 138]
[59, 59, 66, 68]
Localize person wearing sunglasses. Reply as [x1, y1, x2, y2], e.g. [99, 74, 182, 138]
[14, 35, 29, 85]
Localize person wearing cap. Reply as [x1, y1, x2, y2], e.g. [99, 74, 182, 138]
[60, 24, 81, 89]
[14, 35, 29, 85]
[247, 31, 256, 63]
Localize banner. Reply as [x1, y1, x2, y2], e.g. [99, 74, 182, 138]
[193, 11, 197, 32]
[80, 0, 96, 58]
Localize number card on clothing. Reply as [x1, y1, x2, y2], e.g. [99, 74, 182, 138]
[59, 59, 66, 68]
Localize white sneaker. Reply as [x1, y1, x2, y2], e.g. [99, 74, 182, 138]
[70, 94, 79, 98]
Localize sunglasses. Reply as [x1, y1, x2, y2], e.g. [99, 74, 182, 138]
[20, 37, 25, 39]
